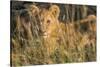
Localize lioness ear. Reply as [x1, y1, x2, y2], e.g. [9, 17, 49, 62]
[49, 5, 60, 18]
[27, 5, 39, 16]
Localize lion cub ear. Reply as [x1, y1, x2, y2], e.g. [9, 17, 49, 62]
[26, 5, 39, 16]
[49, 5, 60, 18]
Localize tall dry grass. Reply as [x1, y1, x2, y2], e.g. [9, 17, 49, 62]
[11, 2, 96, 66]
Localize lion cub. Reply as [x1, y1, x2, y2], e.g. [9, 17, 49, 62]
[39, 5, 67, 56]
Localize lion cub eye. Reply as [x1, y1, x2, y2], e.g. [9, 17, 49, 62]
[47, 20, 51, 24]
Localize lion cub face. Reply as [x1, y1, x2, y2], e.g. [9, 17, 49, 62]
[40, 5, 60, 38]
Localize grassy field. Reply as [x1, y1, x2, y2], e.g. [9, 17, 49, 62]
[11, 1, 96, 66]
